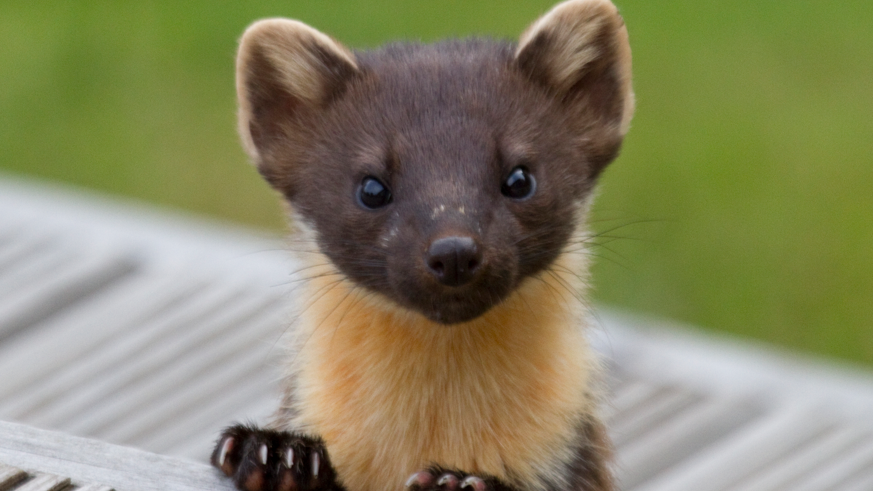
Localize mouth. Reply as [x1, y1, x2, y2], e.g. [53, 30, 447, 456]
[387, 255, 517, 325]
[411, 285, 509, 325]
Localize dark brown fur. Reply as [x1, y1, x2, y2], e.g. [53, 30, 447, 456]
[215, 2, 633, 490]
[245, 38, 626, 323]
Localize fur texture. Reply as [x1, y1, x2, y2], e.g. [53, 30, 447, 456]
[215, 1, 635, 491]
[518, 0, 634, 137]
[274, 249, 598, 491]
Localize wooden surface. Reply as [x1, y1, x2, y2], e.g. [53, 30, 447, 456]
[1, 174, 873, 490]
[0, 420, 231, 491]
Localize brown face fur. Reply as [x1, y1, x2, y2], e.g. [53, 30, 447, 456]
[238, 1, 633, 324]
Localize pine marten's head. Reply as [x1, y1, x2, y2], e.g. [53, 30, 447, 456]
[236, 0, 633, 324]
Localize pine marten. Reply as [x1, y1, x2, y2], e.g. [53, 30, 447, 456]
[211, 1, 634, 491]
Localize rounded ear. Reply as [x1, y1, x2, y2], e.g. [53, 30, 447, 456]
[236, 19, 359, 168]
[515, 0, 634, 167]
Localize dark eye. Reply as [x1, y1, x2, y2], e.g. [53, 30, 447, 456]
[501, 166, 536, 200]
[358, 176, 392, 209]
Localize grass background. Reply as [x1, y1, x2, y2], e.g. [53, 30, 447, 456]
[1, 1, 871, 366]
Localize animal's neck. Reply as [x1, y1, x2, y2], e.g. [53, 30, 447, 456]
[285, 253, 597, 491]
[291, 253, 591, 385]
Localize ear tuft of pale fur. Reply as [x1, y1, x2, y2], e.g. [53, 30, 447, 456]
[236, 19, 358, 161]
[516, 0, 634, 137]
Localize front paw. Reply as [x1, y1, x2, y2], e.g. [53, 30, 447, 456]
[211, 424, 336, 491]
[405, 469, 500, 491]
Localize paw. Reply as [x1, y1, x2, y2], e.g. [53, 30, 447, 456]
[404, 469, 495, 491]
[211, 424, 336, 491]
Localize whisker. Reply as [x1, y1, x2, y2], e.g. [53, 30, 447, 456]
[331, 289, 377, 347]
[288, 278, 348, 365]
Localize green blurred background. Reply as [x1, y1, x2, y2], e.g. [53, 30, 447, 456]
[1, 1, 871, 365]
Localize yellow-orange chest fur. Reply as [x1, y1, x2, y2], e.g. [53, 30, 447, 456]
[285, 260, 596, 491]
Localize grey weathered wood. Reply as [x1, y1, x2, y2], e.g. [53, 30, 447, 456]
[843, 468, 873, 491]
[594, 309, 873, 421]
[62, 299, 285, 439]
[160, 388, 278, 459]
[0, 278, 246, 419]
[611, 387, 701, 448]
[616, 396, 762, 489]
[633, 409, 833, 491]
[0, 243, 71, 303]
[790, 436, 873, 491]
[128, 319, 284, 437]
[736, 426, 866, 491]
[0, 245, 137, 343]
[75, 485, 115, 491]
[0, 420, 234, 491]
[71, 484, 114, 491]
[0, 464, 27, 491]
[0, 274, 196, 396]
[94, 315, 280, 443]
[133, 369, 278, 457]
[98, 339, 278, 446]
[0, 233, 63, 294]
[0, 464, 110, 491]
[44, 289, 282, 433]
[0, 234, 58, 291]
[604, 379, 660, 423]
[15, 473, 70, 491]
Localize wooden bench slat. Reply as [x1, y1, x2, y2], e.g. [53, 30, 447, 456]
[0, 231, 58, 288]
[0, 237, 71, 292]
[157, 388, 278, 459]
[633, 409, 833, 491]
[736, 426, 868, 491]
[0, 245, 138, 344]
[603, 379, 661, 424]
[0, 420, 234, 491]
[15, 473, 70, 491]
[0, 464, 113, 491]
[101, 345, 279, 449]
[46, 290, 283, 434]
[789, 435, 873, 491]
[135, 371, 279, 459]
[0, 215, 29, 242]
[616, 396, 763, 489]
[611, 387, 702, 448]
[87, 333, 279, 447]
[0, 464, 28, 491]
[73, 485, 114, 491]
[842, 467, 873, 491]
[0, 278, 247, 420]
[0, 274, 194, 397]
[62, 298, 285, 440]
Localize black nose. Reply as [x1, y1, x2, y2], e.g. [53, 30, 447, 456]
[426, 236, 482, 287]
